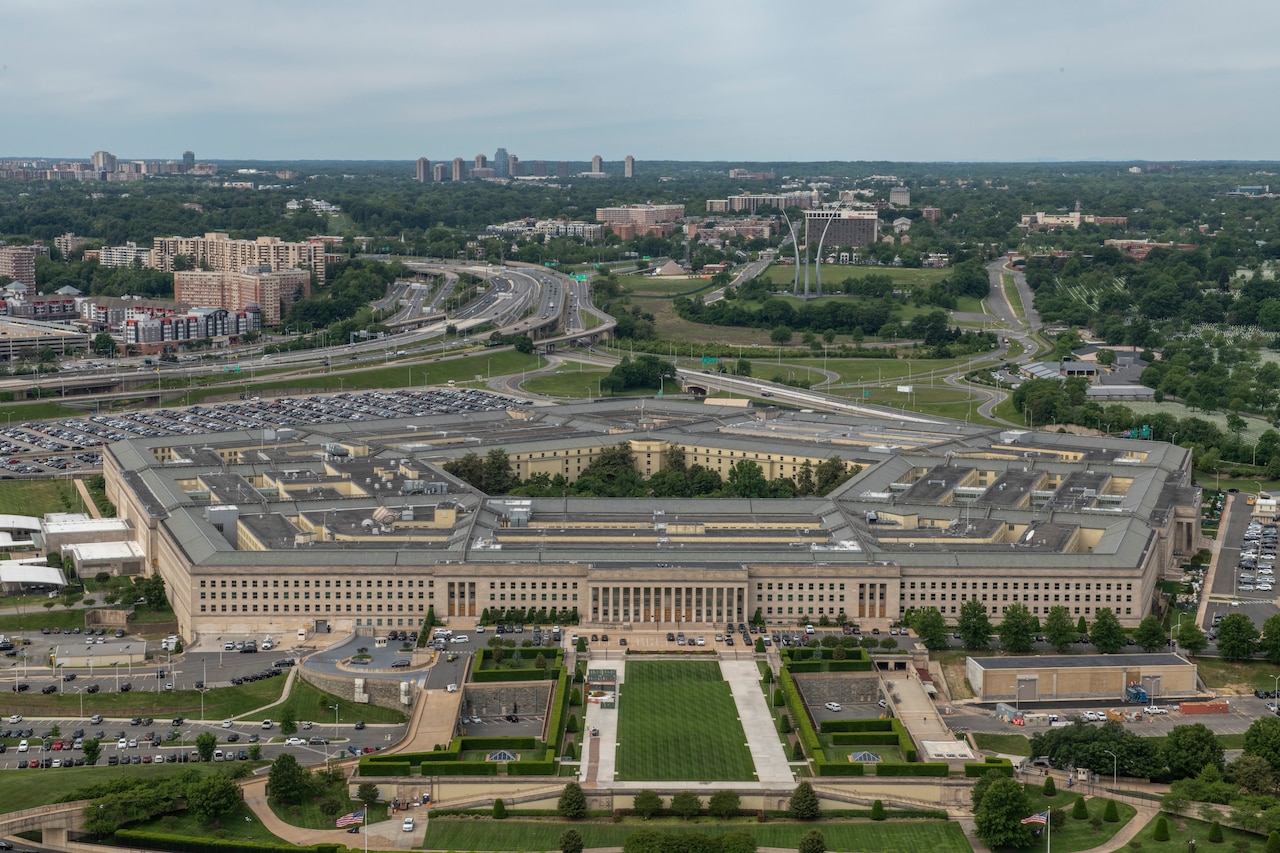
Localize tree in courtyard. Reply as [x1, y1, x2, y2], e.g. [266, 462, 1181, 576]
[195, 732, 218, 763]
[1076, 616, 1088, 634]
[1072, 795, 1088, 819]
[912, 607, 950, 651]
[1217, 613, 1260, 662]
[1164, 723, 1224, 780]
[958, 598, 993, 651]
[557, 782, 587, 819]
[708, 790, 740, 820]
[998, 602, 1038, 654]
[1268, 830, 1280, 853]
[1134, 615, 1168, 653]
[1228, 753, 1275, 795]
[1153, 816, 1170, 842]
[1043, 606, 1077, 652]
[1089, 608, 1125, 654]
[633, 789, 663, 820]
[1178, 620, 1209, 656]
[1209, 820, 1224, 843]
[788, 782, 820, 820]
[870, 800, 885, 821]
[267, 753, 311, 806]
[1043, 775, 1056, 796]
[1245, 716, 1280, 771]
[671, 791, 701, 820]
[187, 773, 243, 822]
[559, 829, 584, 853]
[973, 777, 1034, 849]
[797, 830, 825, 853]
[1102, 799, 1119, 822]
[356, 782, 380, 812]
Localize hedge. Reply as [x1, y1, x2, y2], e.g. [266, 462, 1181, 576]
[813, 760, 865, 776]
[367, 760, 410, 776]
[547, 668, 570, 751]
[828, 659, 874, 672]
[115, 832, 335, 853]
[965, 757, 1014, 778]
[786, 661, 823, 673]
[507, 758, 557, 775]
[779, 668, 820, 756]
[874, 762, 949, 777]
[471, 668, 558, 683]
[423, 761, 499, 776]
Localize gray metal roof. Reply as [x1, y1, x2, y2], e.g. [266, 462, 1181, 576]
[970, 654, 1192, 671]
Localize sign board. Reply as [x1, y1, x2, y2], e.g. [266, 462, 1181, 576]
[701, 356, 718, 365]
[863, 390, 872, 398]
[897, 385, 913, 393]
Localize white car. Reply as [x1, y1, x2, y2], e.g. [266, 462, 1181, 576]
[824, 702, 842, 712]
[17, 739, 28, 752]
[450, 635, 469, 644]
[1082, 711, 1101, 722]
[402, 818, 415, 832]
[284, 737, 306, 746]
[1145, 706, 1168, 715]
[222, 719, 233, 728]
[117, 738, 127, 749]
[7, 714, 21, 724]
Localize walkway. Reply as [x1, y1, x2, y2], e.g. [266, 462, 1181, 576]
[581, 657, 624, 785]
[718, 658, 794, 784]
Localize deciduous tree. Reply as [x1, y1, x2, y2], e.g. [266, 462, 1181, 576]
[999, 602, 1038, 654]
[958, 598, 993, 651]
[1043, 606, 1077, 652]
[973, 777, 1034, 849]
[1089, 608, 1125, 654]
[1134, 615, 1168, 653]
[1217, 613, 1260, 662]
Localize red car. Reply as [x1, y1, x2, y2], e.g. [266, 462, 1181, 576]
[28, 759, 38, 768]
[52, 741, 63, 751]
[361, 747, 375, 754]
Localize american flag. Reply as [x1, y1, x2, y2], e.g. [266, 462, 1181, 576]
[336, 810, 364, 828]
[1021, 811, 1049, 826]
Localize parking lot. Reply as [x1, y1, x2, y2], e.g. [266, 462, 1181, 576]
[1205, 492, 1280, 633]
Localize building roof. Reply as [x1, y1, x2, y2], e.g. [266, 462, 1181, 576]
[0, 561, 68, 587]
[969, 653, 1192, 671]
[63, 541, 146, 562]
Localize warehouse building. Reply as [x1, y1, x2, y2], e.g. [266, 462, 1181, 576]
[966, 654, 1198, 703]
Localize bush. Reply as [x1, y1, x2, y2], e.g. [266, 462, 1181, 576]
[493, 798, 507, 819]
[870, 800, 885, 821]
[1267, 831, 1279, 853]
[1152, 817, 1169, 842]
[1209, 820, 1224, 843]
[566, 714, 579, 734]
[779, 715, 791, 734]
[798, 830, 825, 853]
[558, 782, 587, 819]
[791, 741, 804, 761]
[1043, 775, 1057, 797]
[560, 828, 584, 853]
[1072, 795, 1088, 820]
[1103, 799, 1119, 823]
[788, 782, 820, 820]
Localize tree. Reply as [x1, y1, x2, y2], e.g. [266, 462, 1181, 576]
[1043, 775, 1056, 796]
[770, 325, 793, 345]
[671, 791, 701, 820]
[708, 790, 740, 820]
[1229, 753, 1275, 795]
[1246, 716, 1280, 770]
[1264, 614, 1280, 664]
[1269, 830, 1280, 853]
[557, 782, 587, 819]
[1089, 608, 1125, 654]
[1209, 820, 1224, 843]
[1134, 615, 1168, 653]
[92, 332, 117, 358]
[267, 753, 311, 806]
[248, 744, 261, 760]
[973, 777, 1034, 849]
[492, 798, 507, 819]
[912, 607, 949, 651]
[195, 732, 217, 763]
[1165, 723, 1224, 780]
[999, 602, 1038, 654]
[958, 598, 993, 651]
[870, 799, 885, 821]
[1043, 606, 1077, 652]
[1153, 816, 1170, 841]
[797, 830, 825, 853]
[1218, 612, 1260, 662]
[280, 710, 297, 737]
[356, 782, 380, 811]
[513, 335, 535, 355]
[1178, 620, 1209, 656]
[1077, 616, 1088, 634]
[187, 773, 242, 822]
[634, 789, 662, 820]
[1072, 795, 1088, 819]
[82, 737, 101, 766]
[1102, 799, 1119, 822]
[788, 782, 820, 820]
[560, 829, 584, 853]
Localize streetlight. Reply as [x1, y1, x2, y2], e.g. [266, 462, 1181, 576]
[1272, 674, 1280, 700]
[1172, 613, 1185, 650]
[1015, 682, 1028, 711]
[74, 685, 85, 718]
[1103, 748, 1117, 788]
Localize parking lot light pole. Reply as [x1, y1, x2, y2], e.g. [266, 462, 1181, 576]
[1172, 613, 1185, 650]
[1272, 674, 1280, 699]
[1104, 749, 1118, 788]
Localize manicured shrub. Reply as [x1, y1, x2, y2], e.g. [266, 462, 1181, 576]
[492, 798, 507, 819]
[1072, 795, 1088, 820]
[1043, 775, 1056, 797]
[1209, 820, 1223, 843]
[1152, 817, 1169, 842]
[1103, 799, 1119, 823]
[870, 800, 885, 821]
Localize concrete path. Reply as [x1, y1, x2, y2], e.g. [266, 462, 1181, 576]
[718, 658, 795, 785]
[581, 657, 624, 784]
[72, 478, 101, 519]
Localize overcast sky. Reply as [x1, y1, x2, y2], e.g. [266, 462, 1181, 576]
[4, 0, 1279, 163]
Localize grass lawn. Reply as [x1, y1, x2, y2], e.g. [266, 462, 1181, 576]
[1130, 811, 1267, 852]
[1002, 274, 1024, 319]
[136, 793, 283, 845]
[1024, 796, 1136, 853]
[1193, 656, 1280, 693]
[0, 672, 286, 720]
[616, 661, 755, 781]
[522, 369, 613, 398]
[758, 264, 952, 289]
[247, 676, 407, 725]
[0, 401, 84, 422]
[0, 478, 83, 517]
[0, 760, 243, 813]
[617, 274, 718, 297]
[972, 732, 1032, 756]
[423, 818, 972, 852]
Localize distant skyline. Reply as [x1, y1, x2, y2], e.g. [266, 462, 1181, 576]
[4, 0, 1279, 163]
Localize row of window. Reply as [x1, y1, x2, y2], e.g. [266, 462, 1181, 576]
[904, 581, 1135, 592]
[489, 581, 578, 590]
[199, 603, 430, 613]
[201, 591, 434, 600]
[758, 582, 845, 591]
[200, 578, 434, 589]
[905, 592, 1133, 605]
[494, 593, 578, 602]
[764, 594, 845, 603]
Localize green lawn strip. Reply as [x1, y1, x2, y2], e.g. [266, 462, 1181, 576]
[1024, 797, 1136, 853]
[972, 732, 1032, 756]
[522, 370, 613, 398]
[1130, 811, 1266, 852]
[615, 660, 755, 781]
[0, 760, 242, 813]
[0, 479, 82, 517]
[134, 795, 284, 845]
[758, 264, 951, 289]
[1192, 656, 1280, 691]
[0, 401, 83, 421]
[263, 773, 392, 830]
[0, 672, 284, 721]
[1002, 274, 1025, 319]
[422, 818, 972, 852]
[250, 677, 407, 726]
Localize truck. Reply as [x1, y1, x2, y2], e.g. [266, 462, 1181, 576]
[1125, 683, 1148, 704]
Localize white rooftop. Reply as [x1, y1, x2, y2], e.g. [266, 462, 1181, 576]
[63, 541, 145, 562]
[0, 561, 67, 587]
[42, 518, 130, 535]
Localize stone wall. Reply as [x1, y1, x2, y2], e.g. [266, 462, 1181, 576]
[460, 682, 551, 718]
[299, 668, 416, 712]
[794, 672, 882, 705]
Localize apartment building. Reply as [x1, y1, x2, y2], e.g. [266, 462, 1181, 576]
[174, 267, 310, 326]
[97, 242, 153, 268]
[0, 246, 37, 286]
[151, 232, 325, 282]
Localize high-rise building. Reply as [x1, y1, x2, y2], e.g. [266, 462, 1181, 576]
[533, 161, 547, 177]
[624, 155, 634, 178]
[415, 157, 430, 182]
[0, 246, 37, 286]
[805, 210, 879, 249]
[433, 163, 448, 182]
[556, 161, 569, 178]
[174, 267, 311, 326]
[97, 242, 153, 268]
[151, 232, 326, 283]
[90, 151, 116, 173]
[889, 186, 911, 206]
[474, 154, 487, 170]
[591, 155, 603, 173]
[182, 151, 195, 170]
[452, 158, 465, 182]
[494, 148, 509, 178]
[508, 154, 521, 178]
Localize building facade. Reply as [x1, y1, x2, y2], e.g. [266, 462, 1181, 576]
[0, 246, 37, 286]
[805, 210, 879, 248]
[174, 267, 310, 325]
[415, 157, 429, 182]
[151, 232, 325, 282]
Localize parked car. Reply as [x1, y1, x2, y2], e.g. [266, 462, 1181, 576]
[824, 702, 842, 712]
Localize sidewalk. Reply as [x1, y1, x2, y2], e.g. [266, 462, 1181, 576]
[718, 658, 793, 785]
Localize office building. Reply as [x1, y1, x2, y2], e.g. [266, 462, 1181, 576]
[556, 162, 569, 178]
[452, 158, 465, 182]
[591, 155, 603, 173]
[508, 155, 521, 178]
[415, 157, 430, 183]
[90, 151, 117, 173]
[183, 151, 195, 169]
[174, 267, 310, 326]
[474, 154, 487, 170]
[595, 204, 684, 228]
[624, 155, 634, 178]
[889, 186, 911, 206]
[151, 232, 326, 283]
[532, 161, 547, 177]
[805, 210, 879, 249]
[707, 192, 817, 213]
[494, 148, 509, 178]
[0, 246, 37, 286]
[102, 399, 1199, 639]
